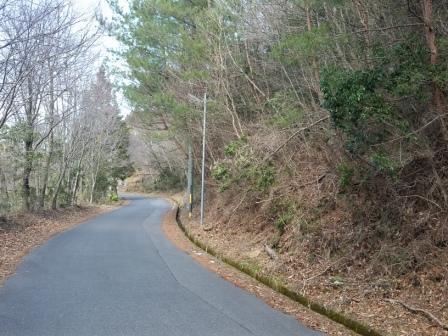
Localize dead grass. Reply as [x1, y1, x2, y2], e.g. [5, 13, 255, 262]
[183, 193, 448, 336]
[161, 204, 357, 336]
[177, 129, 448, 336]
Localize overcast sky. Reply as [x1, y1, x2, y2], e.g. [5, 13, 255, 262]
[73, 0, 132, 116]
[73, 0, 119, 61]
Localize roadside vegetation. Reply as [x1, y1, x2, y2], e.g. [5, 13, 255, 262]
[110, 0, 448, 334]
[0, 0, 133, 295]
[0, 0, 133, 216]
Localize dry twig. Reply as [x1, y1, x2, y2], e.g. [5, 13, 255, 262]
[385, 299, 448, 331]
[263, 116, 330, 162]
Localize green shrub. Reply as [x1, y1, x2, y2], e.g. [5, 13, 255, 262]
[371, 152, 395, 174]
[0, 199, 11, 215]
[211, 163, 230, 181]
[382, 35, 429, 100]
[211, 163, 231, 192]
[337, 162, 354, 189]
[251, 164, 275, 191]
[224, 137, 247, 157]
[321, 66, 393, 152]
[218, 140, 275, 192]
[109, 194, 119, 202]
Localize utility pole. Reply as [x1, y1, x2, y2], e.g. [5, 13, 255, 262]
[200, 92, 207, 227]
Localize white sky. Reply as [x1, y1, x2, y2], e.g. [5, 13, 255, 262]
[73, 0, 132, 116]
[73, 0, 100, 12]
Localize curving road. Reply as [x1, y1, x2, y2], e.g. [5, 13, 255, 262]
[0, 196, 322, 336]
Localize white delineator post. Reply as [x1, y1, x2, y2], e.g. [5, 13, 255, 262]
[200, 92, 207, 227]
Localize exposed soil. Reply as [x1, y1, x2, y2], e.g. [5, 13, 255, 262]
[161, 200, 357, 336]
[0, 204, 119, 286]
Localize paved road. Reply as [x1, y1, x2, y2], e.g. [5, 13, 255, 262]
[0, 196, 322, 336]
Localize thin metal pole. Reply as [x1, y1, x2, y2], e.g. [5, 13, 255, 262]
[187, 140, 193, 218]
[200, 92, 207, 227]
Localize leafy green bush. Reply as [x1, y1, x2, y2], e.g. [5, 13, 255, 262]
[371, 152, 395, 174]
[224, 137, 247, 157]
[249, 164, 275, 191]
[211, 163, 230, 181]
[211, 163, 231, 192]
[321, 66, 392, 152]
[216, 139, 277, 192]
[109, 194, 119, 202]
[381, 35, 429, 100]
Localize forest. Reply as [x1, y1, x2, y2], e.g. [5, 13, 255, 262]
[107, 0, 448, 334]
[0, 0, 447, 334]
[0, 0, 131, 214]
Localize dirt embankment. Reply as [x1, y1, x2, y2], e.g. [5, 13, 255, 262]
[180, 190, 448, 336]
[161, 201, 357, 335]
[0, 205, 118, 286]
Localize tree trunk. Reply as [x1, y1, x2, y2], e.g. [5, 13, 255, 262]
[71, 168, 81, 206]
[89, 160, 100, 204]
[38, 128, 54, 208]
[89, 173, 96, 204]
[51, 162, 66, 209]
[38, 67, 55, 208]
[422, 0, 448, 137]
[23, 139, 33, 211]
[71, 145, 86, 206]
[0, 167, 9, 206]
[422, 0, 437, 65]
[51, 128, 68, 209]
[22, 78, 34, 211]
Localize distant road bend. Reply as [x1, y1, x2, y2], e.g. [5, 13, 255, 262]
[0, 195, 322, 336]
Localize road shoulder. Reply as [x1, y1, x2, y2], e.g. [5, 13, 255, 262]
[161, 205, 356, 336]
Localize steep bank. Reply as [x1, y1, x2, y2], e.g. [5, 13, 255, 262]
[112, 1, 448, 334]
[181, 184, 447, 336]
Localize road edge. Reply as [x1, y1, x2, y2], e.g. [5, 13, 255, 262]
[0, 202, 126, 287]
[160, 197, 384, 336]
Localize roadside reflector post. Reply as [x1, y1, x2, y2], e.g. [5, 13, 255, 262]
[187, 141, 193, 218]
[200, 92, 207, 227]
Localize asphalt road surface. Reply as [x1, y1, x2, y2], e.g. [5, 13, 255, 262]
[0, 196, 323, 336]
